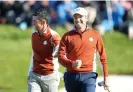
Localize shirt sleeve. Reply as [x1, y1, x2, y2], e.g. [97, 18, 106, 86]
[96, 32, 108, 77]
[51, 33, 61, 46]
[58, 34, 73, 68]
[51, 33, 61, 57]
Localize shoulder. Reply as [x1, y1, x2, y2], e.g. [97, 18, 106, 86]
[88, 29, 98, 33]
[49, 28, 61, 40]
[50, 29, 59, 36]
[61, 30, 76, 42]
[88, 29, 101, 37]
[32, 32, 38, 37]
[63, 30, 75, 37]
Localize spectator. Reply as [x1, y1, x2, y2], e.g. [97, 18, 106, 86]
[40, 1, 59, 28]
[0, 1, 15, 24]
[127, 3, 133, 39]
[119, 1, 133, 39]
[100, 1, 125, 32]
[56, 0, 77, 30]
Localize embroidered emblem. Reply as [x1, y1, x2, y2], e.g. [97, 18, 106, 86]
[89, 37, 93, 42]
[43, 41, 47, 45]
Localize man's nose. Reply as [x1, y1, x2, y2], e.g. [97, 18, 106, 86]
[76, 18, 80, 22]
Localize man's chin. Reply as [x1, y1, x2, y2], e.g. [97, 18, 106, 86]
[76, 25, 81, 28]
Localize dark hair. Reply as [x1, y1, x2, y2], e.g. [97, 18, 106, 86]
[33, 9, 48, 23]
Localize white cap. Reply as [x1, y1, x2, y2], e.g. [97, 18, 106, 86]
[72, 7, 88, 16]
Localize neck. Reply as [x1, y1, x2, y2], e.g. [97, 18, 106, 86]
[76, 25, 87, 33]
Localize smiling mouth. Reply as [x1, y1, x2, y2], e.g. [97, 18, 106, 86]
[76, 22, 82, 25]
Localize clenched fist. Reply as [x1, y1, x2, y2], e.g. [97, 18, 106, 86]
[72, 60, 82, 69]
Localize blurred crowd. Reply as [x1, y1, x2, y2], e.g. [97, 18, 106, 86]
[0, 0, 133, 39]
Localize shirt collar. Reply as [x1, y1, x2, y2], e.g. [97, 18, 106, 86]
[37, 26, 50, 37]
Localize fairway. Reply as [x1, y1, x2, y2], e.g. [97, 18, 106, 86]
[0, 25, 133, 92]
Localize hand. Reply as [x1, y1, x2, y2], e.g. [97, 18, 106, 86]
[104, 82, 110, 92]
[104, 77, 110, 92]
[72, 60, 82, 69]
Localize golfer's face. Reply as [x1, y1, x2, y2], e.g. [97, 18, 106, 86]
[32, 16, 42, 31]
[73, 13, 87, 28]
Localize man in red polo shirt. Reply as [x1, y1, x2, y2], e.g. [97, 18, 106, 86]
[58, 7, 109, 92]
[28, 9, 61, 92]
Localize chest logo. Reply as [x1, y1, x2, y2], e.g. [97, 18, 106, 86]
[89, 37, 93, 42]
[43, 41, 47, 45]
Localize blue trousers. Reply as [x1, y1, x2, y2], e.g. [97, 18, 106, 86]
[64, 72, 98, 92]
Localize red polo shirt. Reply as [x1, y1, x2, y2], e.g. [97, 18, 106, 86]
[32, 27, 61, 75]
[58, 29, 108, 77]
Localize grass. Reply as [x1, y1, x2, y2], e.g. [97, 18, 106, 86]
[103, 32, 133, 74]
[0, 25, 32, 92]
[0, 24, 133, 92]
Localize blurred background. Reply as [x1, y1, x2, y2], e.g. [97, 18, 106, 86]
[0, 0, 133, 92]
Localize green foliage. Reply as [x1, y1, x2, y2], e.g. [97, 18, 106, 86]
[0, 25, 133, 92]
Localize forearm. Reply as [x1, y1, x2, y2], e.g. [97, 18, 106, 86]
[52, 45, 59, 57]
[58, 55, 73, 67]
[101, 60, 108, 78]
